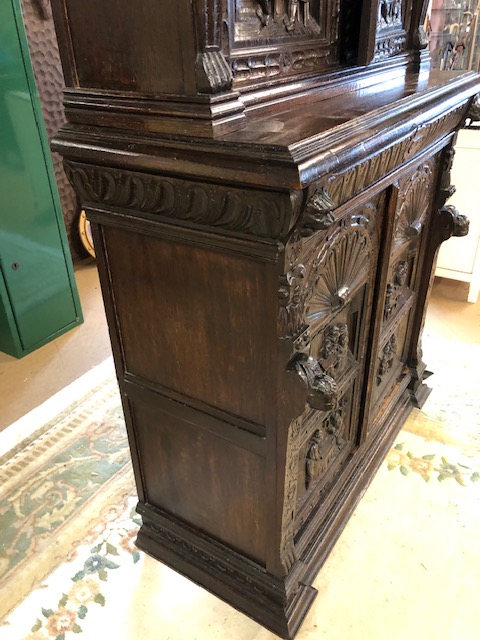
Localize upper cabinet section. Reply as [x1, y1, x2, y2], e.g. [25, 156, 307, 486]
[49, 0, 431, 137]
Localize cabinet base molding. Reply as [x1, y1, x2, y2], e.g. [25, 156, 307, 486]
[136, 388, 414, 639]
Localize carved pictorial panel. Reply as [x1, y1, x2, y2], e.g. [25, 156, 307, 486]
[372, 313, 409, 412]
[374, 0, 413, 61]
[279, 194, 385, 548]
[229, 0, 340, 85]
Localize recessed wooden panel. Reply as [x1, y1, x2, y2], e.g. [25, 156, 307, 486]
[103, 225, 273, 426]
[64, 0, 194, 94]
[133, 401, 267, 563]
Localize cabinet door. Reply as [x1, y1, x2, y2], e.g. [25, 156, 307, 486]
[290, 193, 384, 531]
[0, 0, 82, 357]
[367, 158, 438, 431]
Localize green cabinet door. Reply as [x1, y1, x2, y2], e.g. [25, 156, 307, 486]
[0, 0, 82, 358]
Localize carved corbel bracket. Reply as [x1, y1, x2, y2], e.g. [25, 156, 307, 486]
[436, 204, 469, 246]
[301, 188, 336, 236]
[289, 354, 338, 412]
[413, 25, 429, 50]
[196, 51, 234, 94]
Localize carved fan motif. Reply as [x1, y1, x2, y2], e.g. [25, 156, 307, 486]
[305, 219, 372, 324]
[393, 163, 434, 248]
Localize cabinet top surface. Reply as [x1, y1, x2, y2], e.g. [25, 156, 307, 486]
[55, 69, 480, 189]
[223, 70, 478, 147]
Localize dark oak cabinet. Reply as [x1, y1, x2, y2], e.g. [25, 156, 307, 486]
[50, 1, 479, 637]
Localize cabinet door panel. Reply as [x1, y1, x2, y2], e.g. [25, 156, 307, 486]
[368, 158, 438, 428]
[290, 194, 385, 532]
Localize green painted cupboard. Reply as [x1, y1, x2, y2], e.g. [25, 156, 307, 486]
[0, 0, 82, 358]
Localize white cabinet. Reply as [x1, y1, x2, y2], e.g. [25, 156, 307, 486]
[436, 128, 480, 303]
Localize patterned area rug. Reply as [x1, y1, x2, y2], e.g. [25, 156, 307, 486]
[0, 336, 479, 640]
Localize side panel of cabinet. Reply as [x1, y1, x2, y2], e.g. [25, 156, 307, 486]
[96, 221, 278, 565]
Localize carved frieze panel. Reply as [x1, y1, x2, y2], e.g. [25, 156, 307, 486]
[319, 105, 466, 212]
[65, 161, 303, 241]
[229, 0, 340, 85]
[373, 0, 411, 61]
[233, 0, 334, 41]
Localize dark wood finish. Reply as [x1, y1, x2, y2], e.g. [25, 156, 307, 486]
[50, 1, 480, 637]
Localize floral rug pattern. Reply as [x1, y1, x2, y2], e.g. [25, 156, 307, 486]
[0, 374, 134, 621]
[0, 333, 479, 640]
[387, 442, 480, 485]
[26, 500, 140, 640]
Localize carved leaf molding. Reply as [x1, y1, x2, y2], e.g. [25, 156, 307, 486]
[64, 162, 302, 240]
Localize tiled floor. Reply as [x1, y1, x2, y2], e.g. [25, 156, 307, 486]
[0, 261, 479, 433]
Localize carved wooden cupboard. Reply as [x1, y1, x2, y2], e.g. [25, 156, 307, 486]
[49, 1, 479, 637]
